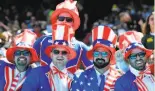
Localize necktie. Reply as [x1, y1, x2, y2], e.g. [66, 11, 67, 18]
[99, 75, 105, 91]
[9, 73, 20, 91]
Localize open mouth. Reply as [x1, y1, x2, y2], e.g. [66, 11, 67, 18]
[17, 57, 27, 66]
[136, 61, 144, 66]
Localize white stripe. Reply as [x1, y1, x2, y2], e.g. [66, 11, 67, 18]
[125, 33, 136, 42]
[10, 86, 15, 90]
[55, 25, 65, 40]
[92, 29, 94, 42]
[106, 80, 113, 85]
[97, 26, 104, 39]
[14, 77, 19, 80]
[12, 81, 18, 85]
[108, 76, 117, 81]
[16, 77, 26, 90]
[108, 29, 115, 42]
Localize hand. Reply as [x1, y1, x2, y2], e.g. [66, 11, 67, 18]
[115, 49, 124, 62]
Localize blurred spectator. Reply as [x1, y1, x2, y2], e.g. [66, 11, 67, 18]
[141, 12, 154, 50]
[32, 22, 43, 38]
[119, 11, 144, 32]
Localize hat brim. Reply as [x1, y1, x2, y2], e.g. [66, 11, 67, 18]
[51, 8, 80, 30]
[124, 46, 152, 61]
[86, 43, 116, 64]
[45, 45, 76, 60]
[6, 47, 39, 64]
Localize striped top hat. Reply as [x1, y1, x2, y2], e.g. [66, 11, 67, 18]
[118, 31, 143, 50]
[50, 0, 80, 30]
[119, 31, 152, 60]
[6, 29, 39, 63]
[87, 25, 117, 64]
[45, 24, 76, 60]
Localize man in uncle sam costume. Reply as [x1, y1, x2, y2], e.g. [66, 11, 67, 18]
[22, 24, 77, 91]
[33, 0, 92, 74]
[114, 31, 155, 91]
[115, 31, 144, 73]
[71, 25, 123, 91]
[0, 29, 39, 91]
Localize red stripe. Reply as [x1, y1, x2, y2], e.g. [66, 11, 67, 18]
[103, 26, 110, 40]
[49, 71, 56, 91]
[4, 67, 10, 91]
[136, 78, 147, 91]
[10, 83, 16, 87]
[112, 36, 117, 45]
[9, 89, 14, 91]
[93, 27, 98, 42]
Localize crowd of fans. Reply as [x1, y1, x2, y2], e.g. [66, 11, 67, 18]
[0, 1, 153, 58]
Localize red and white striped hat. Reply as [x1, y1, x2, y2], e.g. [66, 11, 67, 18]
[118, 31, 143, 50]
[6, 29, 39, 63]
[87, 25, 117, 64]
[50, 0, 80, 30]
[119, 31, 152, 60]
[45, 24, 76, 60]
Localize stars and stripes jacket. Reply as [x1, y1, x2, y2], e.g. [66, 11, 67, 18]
[71, 65, 122, 91]
[0, 60, 32, 91]
[21, 64, 73, 91]
[33, 35, 92, 73]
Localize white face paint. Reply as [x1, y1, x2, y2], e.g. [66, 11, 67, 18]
[50, 47, 69, 70]
[14, 49, 31, 72]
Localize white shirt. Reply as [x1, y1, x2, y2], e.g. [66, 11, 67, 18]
[129, 65, 155, 91]
[50, 63, 73, 91]
[94, 68, 109, 86]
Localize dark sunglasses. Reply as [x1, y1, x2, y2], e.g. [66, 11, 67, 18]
[14, 50, 31, 56]
[129, 52, 146, 60]
[57, 16, 73, 22]
[52, 50, 68, 55]
[93, 51, 108, 57]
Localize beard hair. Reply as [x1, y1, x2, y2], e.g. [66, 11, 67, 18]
[93, 58, 110, 69]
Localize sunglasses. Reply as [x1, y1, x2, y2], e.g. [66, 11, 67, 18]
[14, 50, 31, 56]
[52, 50, 68, 55]
[93, 51, 108, 57]
[57, 16, 73, 22]
[129, 52, 146, 60]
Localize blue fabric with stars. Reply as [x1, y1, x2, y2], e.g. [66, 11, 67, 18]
[71, 67, 105, 91]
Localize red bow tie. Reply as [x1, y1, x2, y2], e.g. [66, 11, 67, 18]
[52, 66, 65, 79]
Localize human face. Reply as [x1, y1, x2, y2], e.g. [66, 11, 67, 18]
[93, 47, 111, 69]
[14, 49, 31, 72]
[128, 48, 146, 71]
[56, 12, 73, 26]
[50, 47, 69, 70]
[148, 14, 154, 32]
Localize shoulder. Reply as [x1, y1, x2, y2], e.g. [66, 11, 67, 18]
[78, 67, 94, 79]
[28, 65, 50, 76]
[116, 70, 135, 84]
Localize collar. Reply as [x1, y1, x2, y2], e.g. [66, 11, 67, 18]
[14, 68, 26, 77]
[129, 65, 140, 76]
[50, 62, 68, 74]
[94, 67, 109, 77]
